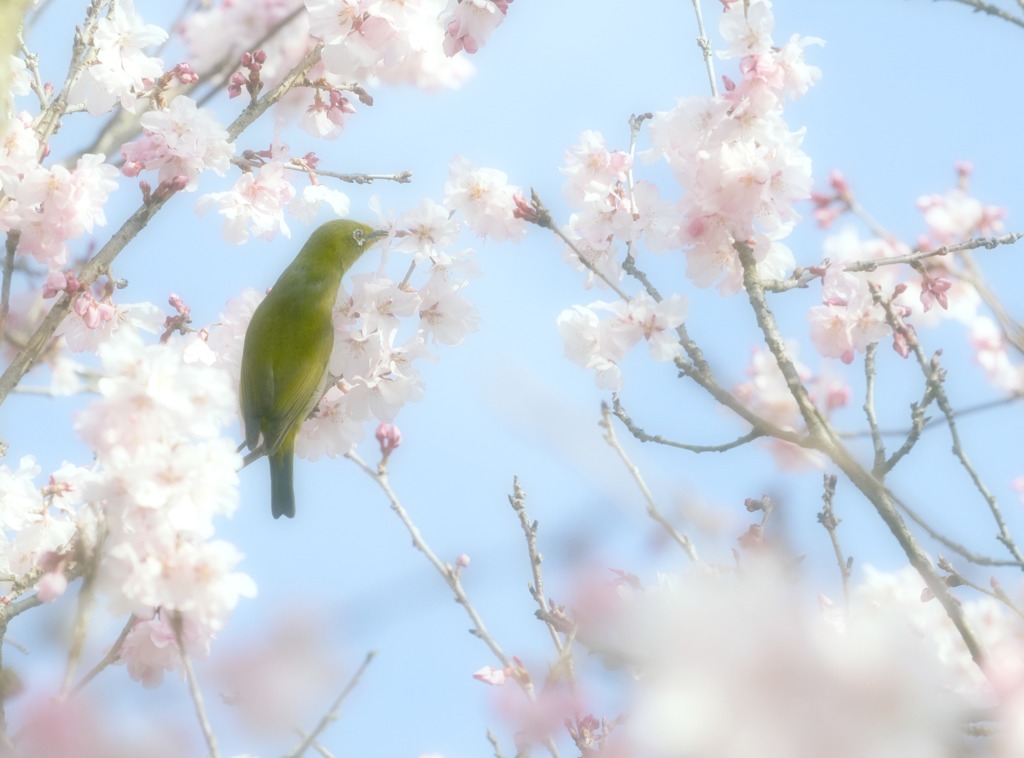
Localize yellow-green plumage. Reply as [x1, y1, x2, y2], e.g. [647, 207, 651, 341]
[240, 219, 384, 518]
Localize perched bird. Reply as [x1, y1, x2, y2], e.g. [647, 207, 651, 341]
[240, 219, 386, 518]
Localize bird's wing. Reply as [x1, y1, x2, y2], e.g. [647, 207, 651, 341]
[262, 318, 334, 454]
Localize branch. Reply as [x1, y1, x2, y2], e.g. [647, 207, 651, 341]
[872, 285, 1024, 567]
[843, 233, 1022, 272]
[690, 0, 718, 96]
[599, 403, 700, 562]
[172, 612, 220, 758]
[346, 452, 559, 757]
[345, 453, 516, 670]
[737, 241, 988, 668]
[287, 651, 376, 758]
[889, 489, 1023, 568]
[611, 395, 762, 453]
[817, 474, 852, 612]
[507, 478, 568, 658]
[68, 615, 136, 696]
[929, 0, 1024, 29]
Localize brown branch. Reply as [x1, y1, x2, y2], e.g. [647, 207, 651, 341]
[929, 0, 1024, 29]
[600, 403, 700, 562]
[843, 233, 1022, 272]
[872, 285, 1024, 567]
[611, 395, 762, 453]
[508, 477, 568, 657]
[817, 474, 852, 612]
[287, 651, 376, 758]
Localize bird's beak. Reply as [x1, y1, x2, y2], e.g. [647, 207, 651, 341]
[369, 229, 389, 242]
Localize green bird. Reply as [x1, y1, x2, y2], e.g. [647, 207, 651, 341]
[240, 219, 386, 519]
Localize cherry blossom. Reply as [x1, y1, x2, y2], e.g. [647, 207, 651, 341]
[121, 95, 235, 191]
[197, 160, 298, 243]
[441, 0, 512, 56]
[444, 155, 527, 242]
[72, 0, 168, 115]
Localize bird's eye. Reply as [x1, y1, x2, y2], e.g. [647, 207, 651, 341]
[352, 228, 366, 246]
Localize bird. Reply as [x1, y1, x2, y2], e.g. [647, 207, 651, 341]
[239, 219, 386, 518]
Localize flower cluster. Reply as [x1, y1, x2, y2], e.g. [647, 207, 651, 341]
[622, 562, 1001, 758]
[72, 331, 254, 686]
[121, 95, 235, 192]
[646, 0, 821, 294]
[197, 146, 352, 244]
[557, 294, 688, 391]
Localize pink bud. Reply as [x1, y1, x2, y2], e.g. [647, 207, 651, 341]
[512, 193, 537, 221]
[42, 271, 67, 298]
[375, 422, 402, 455]
[828, 169, 849, 196]
[456, 553, 471, 569]
[37, 571, 68, 603]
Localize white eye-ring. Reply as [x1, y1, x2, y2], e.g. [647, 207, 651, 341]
[352, 228, 367, 246]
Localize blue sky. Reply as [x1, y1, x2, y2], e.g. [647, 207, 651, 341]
[5, 1, 1024, 756]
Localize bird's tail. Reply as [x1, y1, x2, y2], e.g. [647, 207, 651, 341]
[269, 438, 296, 519]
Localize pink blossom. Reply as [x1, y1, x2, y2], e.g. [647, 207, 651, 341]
[72, 0, 168, 115]
[917, 186, 1006, 245]
[392, 198, 461, 263]
[556, 303, 625, 391]
[121, 95, 234, 191]
[441, 0, 511, 56]
[197, 161, 297, 244]
[301, 87, 357, 139]
[444, 155, 527, 242]
[296, 385, 369, 460]
[60, 299, 163, 353]
[0, 111, 41, 195]
[288, 182, 352, 223]
[970, 316, 1024, 393]
[561, 130, 632, 207]
[349, 274, 422, 333]
[417, 277, 481, 345]
[36, 569, 69, 602]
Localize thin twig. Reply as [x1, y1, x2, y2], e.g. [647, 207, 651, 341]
[929, 0, 1024, 29]
[862, 344, 885, 472]
[68, 615, 136, 696]
[507, 478, 566, 656]
[872, 285, 1024, 567]
[690, 0, 718, 96]
[937, 557, 1024, 621]
[841, 393, 1023, 438]
[345, 451, 560, 757]
[345, 454, 516, 670]
[0, 233, 17, 345]
[172, 612, 220, 758]
[599, 403, 700, 562]
[232, 156, 412, 186]
[529, 193, 631, 300]
[486, 729, 507, 758]
[611, 396, 762, 452]
[287, 651, 376, 758]
[59, 546, 101, 697]
[843, 233, 1021, 272]
[889, 489, 1022, 568]
[817, 474, 852, 612]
